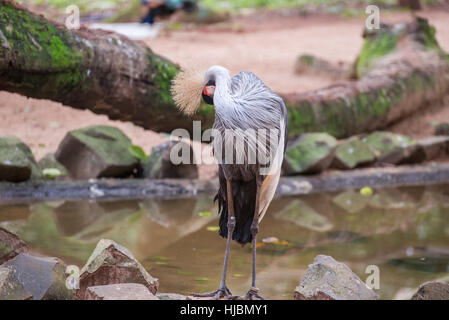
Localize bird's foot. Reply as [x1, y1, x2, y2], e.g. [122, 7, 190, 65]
[241, 287, 265, 300]
[192, 286, 233, 300]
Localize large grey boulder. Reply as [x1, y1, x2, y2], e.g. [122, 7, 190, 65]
[294, 255, 379, 300]
[142, 141, 198, 179]
[0, 227, 28, 264]
[0, 136, 42, 182]
[411, 282, 449, 300]
[85, 283, 158, 300]
[2, 253, 73, 300]
[55, 126, 139, 179]
[0, 266, 33, 300]
[75, 239, 159, 299]
[283, 133, 338, 175]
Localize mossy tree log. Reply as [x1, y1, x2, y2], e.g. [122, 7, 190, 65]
[0, 0, 214, 132]
[285, 18, 449, 139]
[0, 1, 448, 139]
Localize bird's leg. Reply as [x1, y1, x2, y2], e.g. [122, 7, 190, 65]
[243, 180, 265, 300]
[192, 179, 235, 299]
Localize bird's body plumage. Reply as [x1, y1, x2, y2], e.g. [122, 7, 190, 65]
[171, 65, 287, 299]
[208, 67, 288, 245]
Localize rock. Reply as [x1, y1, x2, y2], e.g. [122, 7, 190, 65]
[363, 131, 422, 164]
[417, 136, 449, 161]
[55, 126, 139, 179]
[75, 239, 159, 299]
[332, 137, 376, 169]
[38, 153, 70, 180]
[411, 281, 449, 300]
[84, 283, 158, 300]
[294, 255, 379, 300]
[0, 136, 42, 182]
[283, 133, 338, 175]
[276, 199, 333, 232]
[2, 253, 73, 300]
[435, 122, 449, 136]
[295, 54, 349, 79]
[157, 292, 187, 300]
[332, 191, 368, 213]
[0, 266, 33, 300]
[142, 141, 198, 179]
[0, 227, 28, 264]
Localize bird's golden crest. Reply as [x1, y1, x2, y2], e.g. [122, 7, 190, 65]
[171, 68, 205, 116]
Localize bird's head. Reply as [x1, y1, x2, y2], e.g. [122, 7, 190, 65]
[171, 65, 228, 115]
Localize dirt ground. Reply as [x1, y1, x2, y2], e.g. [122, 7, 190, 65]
[1, 9, 449, 178]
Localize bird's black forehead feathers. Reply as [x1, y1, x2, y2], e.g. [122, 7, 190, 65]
[205, 80, 216, 86]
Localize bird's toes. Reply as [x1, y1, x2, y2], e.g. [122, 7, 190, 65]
[191, 287, 233, 300]
[243, 287, 265, 300]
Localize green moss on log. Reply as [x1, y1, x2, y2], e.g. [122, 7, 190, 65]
[356, 30, 398, 78]
[0, 1, 88, 95]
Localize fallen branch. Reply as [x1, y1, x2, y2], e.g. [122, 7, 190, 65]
[2, 163, 449, 202]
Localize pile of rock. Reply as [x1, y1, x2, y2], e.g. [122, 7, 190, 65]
[283, 131, 449, 175]
[0, 125, 198, 183]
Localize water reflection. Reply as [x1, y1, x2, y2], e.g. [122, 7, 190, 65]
[0, 184, 448, 299]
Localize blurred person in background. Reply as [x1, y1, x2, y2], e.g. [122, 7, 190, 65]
[140, 0, 197, 24]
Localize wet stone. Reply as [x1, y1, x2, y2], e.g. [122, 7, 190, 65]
[411, 281, 449, 300]
[85, 283, 158, 300]
[294, 255, 379, 300]
[0, 266, 33, 300]
[0, 227, 28, 264]
[75, 239, 159, 299]
[2, 253, 73, 300]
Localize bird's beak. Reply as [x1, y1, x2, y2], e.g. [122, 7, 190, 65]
[203, 85, 215, 97]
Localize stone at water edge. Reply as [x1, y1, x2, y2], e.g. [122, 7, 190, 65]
[0, 266, 33, 300]
[363, 131, 423, 164]
[411, 282, 449, 300]
[38, 153, 70, 180]
[2, 253, 73, 300]
[55, 126, 139, 180]
[0, 136, 42, 182]
[75, 239, 159, 300]
[0, 227, 28, 264]
[332, 137, 376, 170]
[283, 133, 338, 175]
[142, 141, 198, 179]
[294, 255, 379, 300]
[85, 283, 158, 300]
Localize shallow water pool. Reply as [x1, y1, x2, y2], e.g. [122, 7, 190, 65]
[1, 184, 448, 299]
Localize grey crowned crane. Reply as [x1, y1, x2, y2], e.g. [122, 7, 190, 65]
[171, 65, 288, 300]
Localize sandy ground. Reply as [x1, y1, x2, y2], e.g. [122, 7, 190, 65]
[1, 9, 449, 178]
